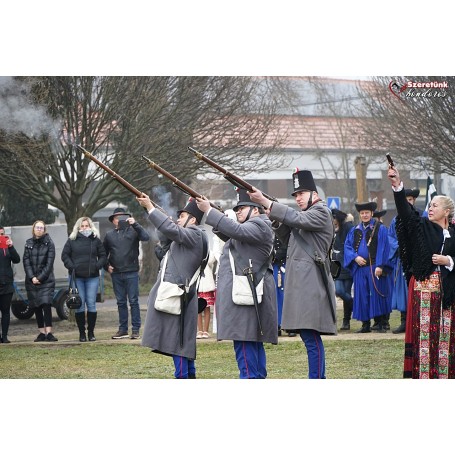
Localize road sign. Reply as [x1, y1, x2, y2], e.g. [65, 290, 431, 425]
[327, 197, 340, 210]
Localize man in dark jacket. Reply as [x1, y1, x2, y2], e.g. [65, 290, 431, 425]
[331, 209, 354, 330]
[103, 208, 150, 339]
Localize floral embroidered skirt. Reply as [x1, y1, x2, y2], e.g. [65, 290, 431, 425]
[197, 290, 216, 307]
[404, 273, 455, 378]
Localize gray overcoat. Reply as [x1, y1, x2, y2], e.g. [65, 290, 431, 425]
[141, 209, 207, 360]
[206, 210, 278, 344]
[269, 200, 337, 335]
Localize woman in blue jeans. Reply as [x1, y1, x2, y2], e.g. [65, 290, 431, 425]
[62, 217, 107, 342]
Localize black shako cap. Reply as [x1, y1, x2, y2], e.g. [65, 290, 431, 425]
[291, 169, 317, 196]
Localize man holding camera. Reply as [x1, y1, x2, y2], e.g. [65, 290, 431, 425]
[104, 207, 150, 339]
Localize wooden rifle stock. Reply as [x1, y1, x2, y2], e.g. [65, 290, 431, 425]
[188, 146, 278, 203]
[141, 155, 224, 213]
[76, 145, 166, 213]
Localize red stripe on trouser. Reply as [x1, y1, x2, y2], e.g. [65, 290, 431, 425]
[179, 356, 183, 378]
[312, 331, 321, 378]
[242, 342, 250, 378]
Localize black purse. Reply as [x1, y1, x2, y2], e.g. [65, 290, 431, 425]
[65, 270, 82, 310]
[329, 259, 341, 279]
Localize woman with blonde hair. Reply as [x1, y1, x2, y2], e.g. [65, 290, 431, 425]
[62, 217, 107, 342]
[388, 165, 455, 378]
[23, 220, 57, 342]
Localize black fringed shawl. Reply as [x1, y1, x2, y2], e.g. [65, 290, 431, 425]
[394, 187, 455, 310]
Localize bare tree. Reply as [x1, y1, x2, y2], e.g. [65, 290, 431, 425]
[0, 76, 292, 231]
[298, 77, 372, 211]
[355, 76, 455, 176]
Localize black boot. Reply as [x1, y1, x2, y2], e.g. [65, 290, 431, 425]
[340, 319, 350, 330]
[87, 311, 97, 341]
[355, 321, 371, 333]
[392, 311, 406, 334]
[75, 312, 87, 342]
[2, 311, 11, 343]
[371, 317, 381, 331]
[340, 298, 352, 330]
[376, 314, 387, 333]
[384, 313, 391, 331]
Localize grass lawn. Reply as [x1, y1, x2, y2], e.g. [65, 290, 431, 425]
[0, 333, 405, 379]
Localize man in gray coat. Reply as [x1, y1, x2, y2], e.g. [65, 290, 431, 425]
[136, 195, 208, 379]
[249, 169, 337, 379]
[196, 189, 277, 379]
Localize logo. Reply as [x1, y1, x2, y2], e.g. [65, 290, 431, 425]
[388, 81, 408, 99]
[389, 79, 448, 100]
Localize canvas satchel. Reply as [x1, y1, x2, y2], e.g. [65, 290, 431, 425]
[228, 248, 270, 306]
[154, 234, 208, 315]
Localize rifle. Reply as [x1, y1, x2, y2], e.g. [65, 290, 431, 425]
[141, 155, 224, 213]
[76, 145, 166, 213]
[188, 146, 278, 203]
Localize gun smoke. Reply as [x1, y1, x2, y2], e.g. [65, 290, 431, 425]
[0, 76, 59, 138]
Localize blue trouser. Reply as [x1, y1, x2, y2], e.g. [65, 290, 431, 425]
[233, 340, 267, 379]
[172, 355, 196, 379]
[74, 276, 99, 313]
[299, 329, 326, 379]
[273, 264, 284, 326]
[111, 272, 141, 332]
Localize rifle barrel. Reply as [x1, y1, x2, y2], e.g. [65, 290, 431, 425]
[188, 146, 278, 202]
[76, 145, 166, 213]
[142, 155, 224, 213]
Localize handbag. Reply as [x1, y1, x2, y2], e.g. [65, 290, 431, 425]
[65, 270, 82, 310]
[330, 259, 341, 279]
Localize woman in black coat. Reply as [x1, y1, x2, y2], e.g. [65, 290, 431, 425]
[0, 226, 20, 343]
[61, 217, 107, 342]
[388, 165, 455, 378]
[23, 220, 57, 342]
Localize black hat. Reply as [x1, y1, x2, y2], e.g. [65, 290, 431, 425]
[355, 201, 377, 213]
[177, 197, 204, 224]
[109, 207, 131, 222]
[232, 188, 262, 212]
[331, 208, 348, 223]
[291, 169, 317, 196]
[373, 210, 387, 218]
[405, 188, 420, 199]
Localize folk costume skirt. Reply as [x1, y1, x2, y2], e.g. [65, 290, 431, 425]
[404, 273, 455, 379]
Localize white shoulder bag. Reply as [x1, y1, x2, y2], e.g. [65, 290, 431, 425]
[154, 252, 201, 315]
[229, 250, 265, 306]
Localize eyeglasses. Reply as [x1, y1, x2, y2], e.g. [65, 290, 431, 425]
[34, 226, 45, 231]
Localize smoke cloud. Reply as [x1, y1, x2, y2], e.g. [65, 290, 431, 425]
[0, 76, 58, 137]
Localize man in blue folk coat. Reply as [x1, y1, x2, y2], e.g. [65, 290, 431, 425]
[344, 202, 392, 333]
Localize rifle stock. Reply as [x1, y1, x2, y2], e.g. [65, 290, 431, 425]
[76, 145, 166, 214]
[188, 146, 278, 203]
[141, 155, 224, 213]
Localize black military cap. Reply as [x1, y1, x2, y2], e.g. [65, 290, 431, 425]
[177, 198, 205, 224]
[291, 168, 317, 196]
[232, 188, 262, 212]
